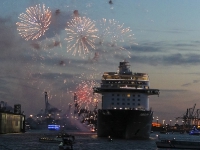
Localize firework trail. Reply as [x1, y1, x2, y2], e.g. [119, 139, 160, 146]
[65, 16, 98, 58]
[96, 18, 137, 58]
[16, 4, 51, 41]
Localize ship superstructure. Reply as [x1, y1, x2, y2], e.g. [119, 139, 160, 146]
[93, 61, 159, 139]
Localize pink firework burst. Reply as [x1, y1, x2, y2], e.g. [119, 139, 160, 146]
[75, 80, 100, 109]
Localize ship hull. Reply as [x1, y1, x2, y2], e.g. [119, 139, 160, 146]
[97, 109, 153, 139]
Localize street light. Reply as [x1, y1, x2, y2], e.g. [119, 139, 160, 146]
[156, 118, 159, 127]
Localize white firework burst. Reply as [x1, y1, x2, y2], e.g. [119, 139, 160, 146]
[16, 4, 51, 41]
[65, 16, 98, 58]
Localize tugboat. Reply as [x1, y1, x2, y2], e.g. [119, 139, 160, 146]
[93, 61, 159, 139]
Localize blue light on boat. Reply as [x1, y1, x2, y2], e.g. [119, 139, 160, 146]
[48, 125, 60, 130]
[189, 126, 200, 135]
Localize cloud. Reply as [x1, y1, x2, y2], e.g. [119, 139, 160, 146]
[134, 28, 195, 34]
[193, 80, 200, 83]
[181, 83, 192, 87]
[31, 72, 74, 80]
[162, 53, 200, 65]
[122, 41, 200, 66]
[125, 44, 161, 53]
[181, 79, 200, 87]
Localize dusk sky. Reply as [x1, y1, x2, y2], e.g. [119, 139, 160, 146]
[1, 0, 200, 125]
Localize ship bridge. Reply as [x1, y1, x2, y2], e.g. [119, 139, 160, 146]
[102, 72, 149, 80]
[93, 87, 159, 96]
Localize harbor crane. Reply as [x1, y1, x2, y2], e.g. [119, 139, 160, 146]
[176, 104, 200, 127]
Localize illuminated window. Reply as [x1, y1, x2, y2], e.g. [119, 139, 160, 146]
[127, 93, 130, 97]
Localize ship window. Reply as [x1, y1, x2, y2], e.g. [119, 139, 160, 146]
[127, 93, 130, 97]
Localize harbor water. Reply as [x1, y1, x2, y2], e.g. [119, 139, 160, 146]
[0, 130, 199, 150]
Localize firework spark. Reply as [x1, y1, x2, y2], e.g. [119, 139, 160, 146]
[75, 80, 100, 109]
[16, 4, 51, 41]
[65, 16, 98, 57]
[96, 18, 137, 58]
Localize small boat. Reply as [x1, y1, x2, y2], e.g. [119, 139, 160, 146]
[39, 136, 62, 143]
[39, 133, 75, 144]
[189, 126, 200, 135]
[156, 138, 200, 149]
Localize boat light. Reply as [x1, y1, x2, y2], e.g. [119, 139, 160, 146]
[48, 125, 60, 130]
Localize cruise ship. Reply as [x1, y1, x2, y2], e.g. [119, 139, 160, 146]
[93, 61, 160, 139]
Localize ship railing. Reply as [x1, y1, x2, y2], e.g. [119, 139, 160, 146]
[100, 84, 149, 89]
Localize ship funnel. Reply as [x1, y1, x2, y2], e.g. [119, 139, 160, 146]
[118, 61, 132, 75]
